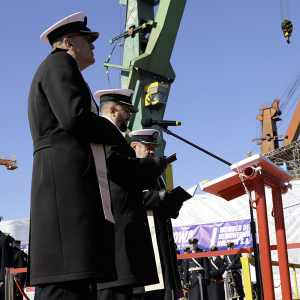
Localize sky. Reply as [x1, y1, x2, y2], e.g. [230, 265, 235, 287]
[1, 0, 300, 221]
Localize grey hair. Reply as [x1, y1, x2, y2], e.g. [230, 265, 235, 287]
[99, 101, 119, 114]
[51, 32, 78, 50]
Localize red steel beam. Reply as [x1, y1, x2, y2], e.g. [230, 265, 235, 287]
[272, 188, 292, 300]
[255, 177, 275, 300]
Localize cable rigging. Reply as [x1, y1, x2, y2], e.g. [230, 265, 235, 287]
[104, 1, 138, 89]
[250, 63, 300, 155]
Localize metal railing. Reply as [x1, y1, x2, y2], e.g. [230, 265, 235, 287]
[241, 257, 300, 300]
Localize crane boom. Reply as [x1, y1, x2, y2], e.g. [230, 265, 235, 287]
[282, 100, 300, 147]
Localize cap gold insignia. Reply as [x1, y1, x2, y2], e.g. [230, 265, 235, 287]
[153, 132, 159, 139]
[191, 237, 194, 241]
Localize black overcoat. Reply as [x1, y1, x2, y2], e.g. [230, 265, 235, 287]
[28, 49, 119, 286]
[142, 179, 181, 291]
[13, 248, 27, 300]
[208, 256, 225, 300]
[0, 232, 14, 281]
[97, 127, 159, 289]
[225, 254, 244, 299]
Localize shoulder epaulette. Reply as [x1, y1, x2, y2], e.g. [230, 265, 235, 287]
[4, 233, 10, 236]
[221, 256, 224, 259]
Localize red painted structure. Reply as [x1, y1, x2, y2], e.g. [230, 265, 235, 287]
[201, 154, 294, 300]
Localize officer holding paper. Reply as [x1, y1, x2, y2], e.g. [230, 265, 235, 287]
[129, 129, 186, 300]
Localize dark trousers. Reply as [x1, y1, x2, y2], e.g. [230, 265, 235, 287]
[132, 290, 165, 300]
[188, 280, 208, 300]
[34, 282, 97, 300]
[97, 287, 133, 300]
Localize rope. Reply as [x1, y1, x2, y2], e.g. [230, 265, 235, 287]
[275, 282, 281, 288]
[229, 282, 244, 289]
[13, 276, 30, 300]
[105, 1, 138, 88]
[272, 202, 300, 217]
[286, 0, 291, 20]
[279, 0, 284, 20]
[210, 279, 225, 284]
[182, 280, 199, 291]
[278, 97, 300, 129]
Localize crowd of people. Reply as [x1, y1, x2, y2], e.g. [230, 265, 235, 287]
[178, 239, 244, 300]
[0, 11, 246, 300]
[0, 226, 27, 300]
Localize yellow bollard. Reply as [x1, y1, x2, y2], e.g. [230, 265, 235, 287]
[240, 257, 253, 300]
[293, 266, 299, 299]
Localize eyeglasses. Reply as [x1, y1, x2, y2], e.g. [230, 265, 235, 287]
[67, 34, 92, 44]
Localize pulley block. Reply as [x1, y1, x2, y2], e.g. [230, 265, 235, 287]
[281, 19, 293, 44]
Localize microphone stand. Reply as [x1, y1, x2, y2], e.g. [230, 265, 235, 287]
[162, 126, 263, 298]
[161, 126, 231, 166]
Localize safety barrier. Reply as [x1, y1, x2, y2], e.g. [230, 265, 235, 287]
[4, 267, 30, 300]
[241, 257, 300, 300]
[5, 244, 300, 300]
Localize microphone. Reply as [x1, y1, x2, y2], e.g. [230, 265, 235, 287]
[141, 117, 181, 128]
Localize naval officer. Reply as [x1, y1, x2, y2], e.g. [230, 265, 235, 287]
[0, 231, 14, 300]
[95, 90, 168, 300]
[28, 12, 122, 300]
[224, 242, 244, 299]
[12, 240, 27, 300]
[129, 129, 182, 300]
[208, 246, 226, 300]
[184, 238, 210, 300]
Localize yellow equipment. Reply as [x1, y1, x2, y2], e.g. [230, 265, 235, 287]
[144, 82, 169, 109]
[281, 19, 293, 44]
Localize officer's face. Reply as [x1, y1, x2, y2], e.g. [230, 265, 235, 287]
[115, 104, 132, 132]
[137, 143, 156, 158]
[67, 35, 95, 70]
[190, 243, 198, 251]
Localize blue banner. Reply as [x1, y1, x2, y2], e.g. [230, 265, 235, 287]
[173, 219, 253, 253]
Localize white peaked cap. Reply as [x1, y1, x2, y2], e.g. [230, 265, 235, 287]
[41, 12, 85, 42]
[129, 129, 162, 147]
[95, 89, 134, 100]
[129, 129, 160, 138]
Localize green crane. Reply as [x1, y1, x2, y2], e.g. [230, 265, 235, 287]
[104, 0, 186, 186]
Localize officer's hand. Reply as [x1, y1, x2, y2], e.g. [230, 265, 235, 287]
[153, 156, 168, 177]
[159, 190, 172, 204]
[166, 196, 183, 218]
[0, 282, 4, 292]
[203, 279, 210, 286]
[183, 283, 191, 289]
[226, 263, 233, 271]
